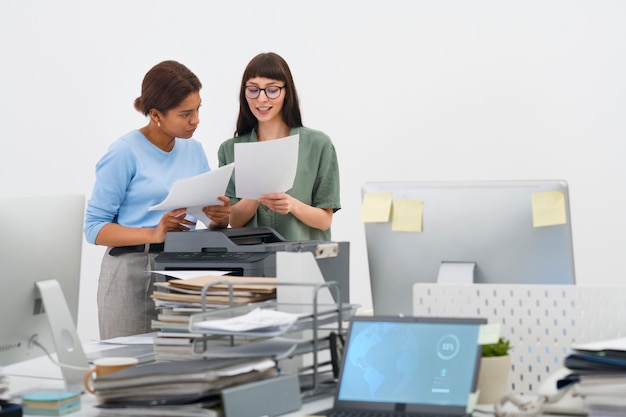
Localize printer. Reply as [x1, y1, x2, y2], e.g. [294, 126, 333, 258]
[153, 227, 350, 303]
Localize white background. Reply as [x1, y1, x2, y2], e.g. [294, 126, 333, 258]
[1, 1, 625, 343]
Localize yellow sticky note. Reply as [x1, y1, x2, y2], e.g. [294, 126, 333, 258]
[477, 323, 501, 345]
[531, 191, 567, 228]
[391, 199, 423, 232]
[360, 192, 393, 223]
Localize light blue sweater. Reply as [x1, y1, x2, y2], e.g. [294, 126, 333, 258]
[84, 130, 209, 244]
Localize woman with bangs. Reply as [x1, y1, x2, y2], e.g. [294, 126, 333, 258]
[218, 52, 341, 241]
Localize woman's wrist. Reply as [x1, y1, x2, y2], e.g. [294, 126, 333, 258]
[209, 214, 229, 230]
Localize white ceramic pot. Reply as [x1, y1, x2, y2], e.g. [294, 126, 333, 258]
[476, 355, 512, 404]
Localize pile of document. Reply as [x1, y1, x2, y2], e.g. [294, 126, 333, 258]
[150, 274, 277, 361]
[565, 337, 626, 416]
[151, 275, 277, 309]
[93, 357, 277, 416]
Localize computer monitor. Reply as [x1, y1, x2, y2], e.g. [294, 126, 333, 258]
[0, 194, 88, 391]
[362, 180, 576, 316]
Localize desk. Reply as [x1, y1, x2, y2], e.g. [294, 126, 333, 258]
[5, 367, 577, 417]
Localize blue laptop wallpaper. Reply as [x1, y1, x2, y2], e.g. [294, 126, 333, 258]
[335, 317, 484, 411]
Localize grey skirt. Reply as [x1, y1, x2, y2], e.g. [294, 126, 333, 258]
[97, 249, 159, 340]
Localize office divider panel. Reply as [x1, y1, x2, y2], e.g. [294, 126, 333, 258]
[413, 284, 626, 395]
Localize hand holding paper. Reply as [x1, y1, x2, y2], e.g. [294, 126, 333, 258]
[149, 163, 234, 225]
[234, 134, 299, 199]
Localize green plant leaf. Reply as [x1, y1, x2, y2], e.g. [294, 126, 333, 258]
[482, 337, 511, 357]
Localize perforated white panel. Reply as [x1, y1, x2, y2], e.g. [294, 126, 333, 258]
[412, 284, 626, 395]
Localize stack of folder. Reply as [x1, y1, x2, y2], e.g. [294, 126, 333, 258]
[565, 337, 626, 415]
[151, 275, 276, 308]
[150, 275, 277, 361]
[93, 357, 277, 415]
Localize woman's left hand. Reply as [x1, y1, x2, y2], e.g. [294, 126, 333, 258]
[258, 192, 294, 215]
[203, 195, 231, 228]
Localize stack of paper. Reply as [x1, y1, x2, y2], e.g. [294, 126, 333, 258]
[93, 357, 277, 412]
[566, 337, 626, 415]
[150, 274, 277, 361]
[96, 403, 223, 417]
[151, 275, 276, 308]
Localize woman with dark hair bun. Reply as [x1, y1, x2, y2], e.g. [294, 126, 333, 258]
[85, 60, 230, 339]
[218, 52, 341, 241]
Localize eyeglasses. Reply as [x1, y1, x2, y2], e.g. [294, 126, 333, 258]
[244, 85, 285, 99]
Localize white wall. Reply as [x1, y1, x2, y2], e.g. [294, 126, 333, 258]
[1, 1, 625, 343]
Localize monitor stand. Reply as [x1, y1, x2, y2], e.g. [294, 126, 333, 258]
[437, 262, 476, 284]
[35, 279, 89, 393]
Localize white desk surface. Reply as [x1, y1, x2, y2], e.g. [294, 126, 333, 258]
[4, 370, 576, 417]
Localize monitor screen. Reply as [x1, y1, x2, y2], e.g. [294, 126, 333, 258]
[362, 180, 576, 316]
[0, 194, 87, 389]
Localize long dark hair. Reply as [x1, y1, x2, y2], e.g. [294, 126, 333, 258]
[235, 52, 303, 136]
[133, 60, 202, 116]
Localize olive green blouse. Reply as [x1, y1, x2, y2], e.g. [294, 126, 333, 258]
[217, 126, 341, 241]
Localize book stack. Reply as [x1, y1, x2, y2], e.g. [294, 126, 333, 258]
[93, 357, 277, 415]
[21, 390, 81, 416]
[151, 275, 277, 361]
[565, 337, 626, 416]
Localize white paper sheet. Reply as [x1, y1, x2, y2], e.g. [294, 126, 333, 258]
[193, 308, 299, 336]
[573, 337, 626, 352]
[201, 338, 299, 360]
[234, 134, 299, 199]
[148, 163, 234, 225]
[151, 270, 230, 280]
[214, 358, 276, 376]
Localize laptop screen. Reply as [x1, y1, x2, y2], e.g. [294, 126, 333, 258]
[334, 316, 485, 415]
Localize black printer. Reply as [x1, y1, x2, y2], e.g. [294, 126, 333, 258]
[153, 227, 350, 303]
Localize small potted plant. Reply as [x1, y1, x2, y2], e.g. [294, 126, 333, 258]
[476, 337, 512, 404]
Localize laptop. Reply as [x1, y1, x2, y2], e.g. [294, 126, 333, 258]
[319, 315, 486, 417]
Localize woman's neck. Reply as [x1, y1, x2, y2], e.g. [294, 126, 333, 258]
[256, 120, 291, 141]
[140, 125, 175, 152]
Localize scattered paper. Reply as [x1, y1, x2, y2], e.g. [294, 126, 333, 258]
[100, 335, 155, 345]
[193, 308, 299, 337]
[234, 134, 299, 199]
[148, 163, 234, 225]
